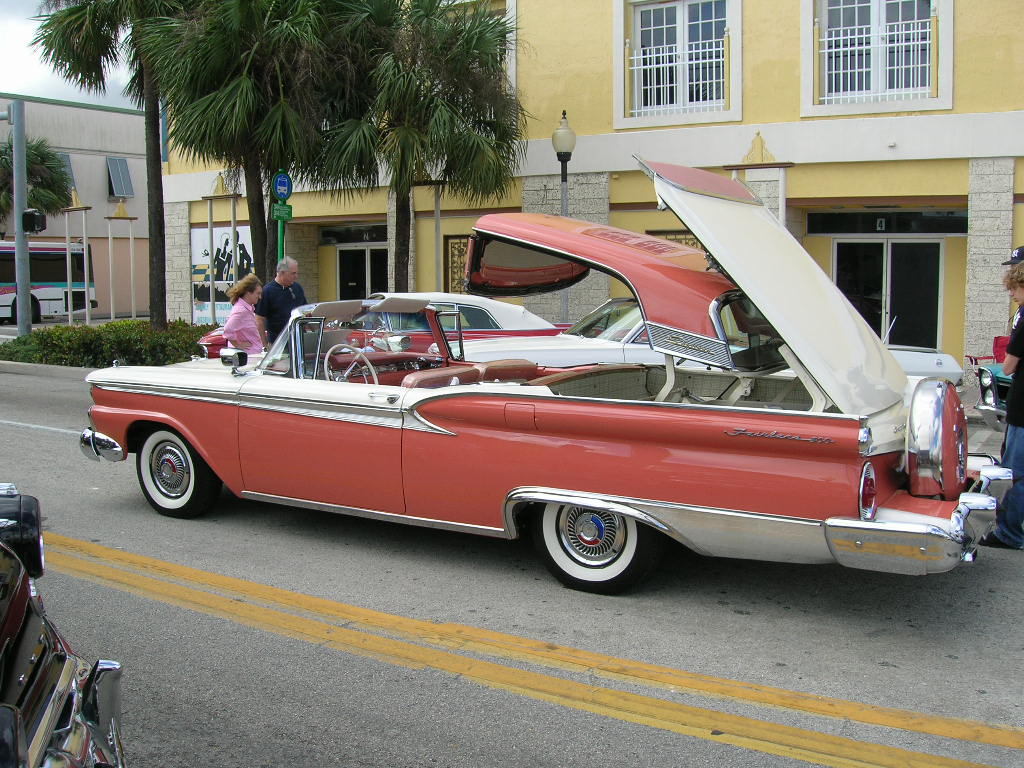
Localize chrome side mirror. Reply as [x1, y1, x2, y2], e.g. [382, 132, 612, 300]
[220, 347, 248, 374]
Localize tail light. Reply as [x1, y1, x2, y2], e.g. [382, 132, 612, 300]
[859, 462, 877, 521]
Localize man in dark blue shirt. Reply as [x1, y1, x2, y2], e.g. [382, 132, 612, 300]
[255, 257, 307, 345]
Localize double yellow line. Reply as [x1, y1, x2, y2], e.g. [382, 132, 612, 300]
[45, 533, 1021, 768]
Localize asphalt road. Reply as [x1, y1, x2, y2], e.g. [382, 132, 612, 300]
[0, 363, 1021, 768]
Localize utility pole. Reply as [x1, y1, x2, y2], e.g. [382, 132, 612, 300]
[1, 100, 30, 336]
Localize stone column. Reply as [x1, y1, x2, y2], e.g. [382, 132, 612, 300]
[284, 223, 320, 302]
[163, 201, 192, 322]
[521, 171, 610, 322]
[965, 158, 1015, 359]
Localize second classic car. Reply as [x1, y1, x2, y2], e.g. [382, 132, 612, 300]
[0, 484, 125, 768]
[80, 161, 1007, 593]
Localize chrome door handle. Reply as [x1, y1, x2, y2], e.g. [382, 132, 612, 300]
[368, 391, 400, 404]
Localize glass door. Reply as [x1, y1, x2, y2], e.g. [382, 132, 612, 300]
[834, 239, 941, 348]
[337, 246, 389, 299]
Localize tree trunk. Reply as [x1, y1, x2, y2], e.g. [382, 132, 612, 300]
[393, 190, 411, 292]
[265, 208, 278, 282]
[142, 66, 167, 330]
[242, 153, 268, 284]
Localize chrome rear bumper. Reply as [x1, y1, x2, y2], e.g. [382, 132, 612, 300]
[824, 466, 1011, 576]
[79, 429, 125, 462]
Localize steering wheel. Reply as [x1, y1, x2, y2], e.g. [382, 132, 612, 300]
[323, 344, 379, 384]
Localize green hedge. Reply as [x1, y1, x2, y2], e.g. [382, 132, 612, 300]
[0, 320, 216, 368]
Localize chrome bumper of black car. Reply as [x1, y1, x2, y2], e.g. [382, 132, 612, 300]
[79, 429, 124, 462]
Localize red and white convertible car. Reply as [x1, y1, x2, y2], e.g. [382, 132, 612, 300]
[80, 161, 1008, 593]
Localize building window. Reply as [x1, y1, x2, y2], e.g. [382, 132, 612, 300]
[614, 0, 741, 129]
[802, 0, 950, 116]
[820, 0, 931, 104]
[106, 157, 134, 199]
[630, 0, 727, 116]
[57, 152, 76, 189]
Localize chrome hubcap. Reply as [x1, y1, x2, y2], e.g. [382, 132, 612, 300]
[557, 506, 626, 567]
[150, 442, 190, 498]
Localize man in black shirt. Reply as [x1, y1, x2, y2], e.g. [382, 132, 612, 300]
[255, 257, 307, 345]
[980, 261, 1024, 549]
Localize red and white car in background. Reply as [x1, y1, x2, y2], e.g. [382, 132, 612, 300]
[81, 160, 1006, 594]
[196, 291, 569, 357]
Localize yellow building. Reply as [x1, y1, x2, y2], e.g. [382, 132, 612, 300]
[163, 0, 1024, 363]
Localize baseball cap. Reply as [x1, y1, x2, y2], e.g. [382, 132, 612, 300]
[1003, 246, 1024, 265]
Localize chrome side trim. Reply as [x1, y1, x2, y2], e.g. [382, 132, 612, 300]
[240, 491, 508, 538]
[238, 393, 404, 429]
[90, 381, 238, 405]
[28, 655, 77, 768]
[503, 487, 831, 563]
[407, 387, 861, 422]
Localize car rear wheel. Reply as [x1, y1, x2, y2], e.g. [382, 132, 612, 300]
[136, 429, 220, 518]
[533, 502, 664, 594]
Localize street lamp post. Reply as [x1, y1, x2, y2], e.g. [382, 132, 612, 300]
[551, 110, 576, 322]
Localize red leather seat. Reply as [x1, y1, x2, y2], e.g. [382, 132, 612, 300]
[471, 359, 540, 382]
[400, 366, 480, 388]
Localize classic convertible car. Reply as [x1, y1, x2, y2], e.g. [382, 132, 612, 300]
[0, 484, 125, 767]
[80, 161, 1009, 593]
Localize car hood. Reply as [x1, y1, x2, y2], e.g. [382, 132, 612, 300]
[640, 160, 905, 415]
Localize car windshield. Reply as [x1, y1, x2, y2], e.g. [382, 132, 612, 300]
[565, 300, 643, 342]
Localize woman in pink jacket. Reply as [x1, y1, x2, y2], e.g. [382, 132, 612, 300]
[223, 274, 264, 355]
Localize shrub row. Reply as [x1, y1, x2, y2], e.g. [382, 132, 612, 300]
[0, 320, 216, 368]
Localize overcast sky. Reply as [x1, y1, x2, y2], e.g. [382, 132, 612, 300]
[0, 0, 135, 109]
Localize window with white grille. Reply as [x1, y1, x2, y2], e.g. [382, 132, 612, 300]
[630, 0, 728, 116]
[820, 0, 932, 104]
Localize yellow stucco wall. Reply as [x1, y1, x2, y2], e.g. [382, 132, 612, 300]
[803, 236, 833, 277]
[954, 4, 1024, 114]
[787, 160, 968, 200]
[742, 0, 801, 124]
[517, 0, 614, 138]
[941, 237, 967, 360]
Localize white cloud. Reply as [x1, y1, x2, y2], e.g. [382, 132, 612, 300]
[0, 3, 136, 109]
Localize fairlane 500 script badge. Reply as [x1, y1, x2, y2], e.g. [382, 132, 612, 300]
[724, 427, 835, 444]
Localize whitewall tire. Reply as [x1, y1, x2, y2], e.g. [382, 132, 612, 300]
[534, 503, 664, 593]
[136, 429, 220, 518]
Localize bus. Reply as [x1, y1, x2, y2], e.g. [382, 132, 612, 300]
[0, 240, 96, 324]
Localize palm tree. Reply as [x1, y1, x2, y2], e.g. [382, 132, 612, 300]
[317, 0, 526, 291]
[137, 0, 392, 283]
[0, 135, 73, 226]
[34, 0, 179, 329]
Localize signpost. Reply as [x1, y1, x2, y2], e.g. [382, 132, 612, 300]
[273, 170, 292, 264]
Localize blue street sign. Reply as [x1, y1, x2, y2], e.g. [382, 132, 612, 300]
[273, 172, 293, 201]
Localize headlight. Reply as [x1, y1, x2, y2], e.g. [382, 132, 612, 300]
[979, 369, 993, 387]
[984, 389, 996, 406]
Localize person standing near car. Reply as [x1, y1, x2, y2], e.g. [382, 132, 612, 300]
[222, 274, 264, 355]
[980, 261, 1024, 550]
[255, 257, 307, 346]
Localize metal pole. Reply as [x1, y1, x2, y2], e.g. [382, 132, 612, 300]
[82, 211, 91, 324]
[64, 213, 73, 325]
[559, 157, 570, 323]
[129, 219, 136, 319]
[434, 186, 442, 292]
[207, 197, 216, 324]
[230, 196, 238, 282]
[107, 219, 115, 321]
[10, 100, 30, 336]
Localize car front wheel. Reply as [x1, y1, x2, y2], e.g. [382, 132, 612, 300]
[534, 502, 664, 594]
[136, 429, 220, 518]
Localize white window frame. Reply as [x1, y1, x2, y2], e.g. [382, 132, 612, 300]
[614, 0, 742, 129]
[800, 0, 952, 117]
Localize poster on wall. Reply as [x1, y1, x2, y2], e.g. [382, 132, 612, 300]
[190, 225, 254, 325]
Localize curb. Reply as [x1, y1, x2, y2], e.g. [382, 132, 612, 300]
[0, 360, 96, 381]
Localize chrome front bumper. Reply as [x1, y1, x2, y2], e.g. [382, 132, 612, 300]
[974, 402, 1006, 432]
[79, 429, 125, 462]
[39, 657, 126, 768]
